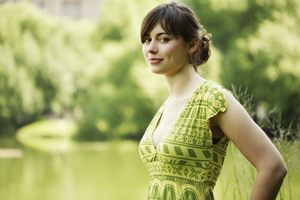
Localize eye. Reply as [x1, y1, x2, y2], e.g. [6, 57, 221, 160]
[143, 38, 151, 44]
[159, 37, 169, 42]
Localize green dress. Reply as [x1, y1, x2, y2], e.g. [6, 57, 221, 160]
[139, 81, 230, 200]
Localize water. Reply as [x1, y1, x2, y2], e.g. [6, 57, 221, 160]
[0, 138, 149, 200]
[1, 138, 299, 200]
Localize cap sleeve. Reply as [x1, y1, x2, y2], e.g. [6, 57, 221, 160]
[202, 82, 228, 123]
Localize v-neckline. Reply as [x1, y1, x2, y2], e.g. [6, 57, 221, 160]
[151, 80, 209, 150]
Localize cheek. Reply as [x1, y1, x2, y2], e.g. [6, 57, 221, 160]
[167, 44, 188, 59]
[142, 46, 147, 58]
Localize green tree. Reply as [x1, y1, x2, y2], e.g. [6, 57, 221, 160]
[74, 0, 168, 141]
[0, 2, 98, 135]
[187, 0, 300, 127]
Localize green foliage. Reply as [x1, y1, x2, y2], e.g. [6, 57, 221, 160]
[187, 0, 300, 127]
[231, 84, 299, 139]
[230, 84, 255, 118]
[221, 140, 300, 199]
[1, 0, 299, 141]
[16, 119, 77, 139]
[0, 1, 159, 141]
[218, 84, 299, 198]
[0, 2, 101, 135]
[72, 0, 168, 141]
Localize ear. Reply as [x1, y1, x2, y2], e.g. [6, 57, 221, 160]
[188, 38, 199, 54]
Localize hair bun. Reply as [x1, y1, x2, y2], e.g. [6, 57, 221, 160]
[197, 29, 211, 66]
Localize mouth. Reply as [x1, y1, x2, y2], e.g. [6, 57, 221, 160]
[149, 58, 163, 64]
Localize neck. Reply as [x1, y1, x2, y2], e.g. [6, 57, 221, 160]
[164, 65, 205, 100]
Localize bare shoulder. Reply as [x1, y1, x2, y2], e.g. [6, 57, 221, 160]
[212, 88, 285, 170]
[212, 88, 265, 143]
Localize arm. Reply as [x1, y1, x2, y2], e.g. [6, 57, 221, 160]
[212, 89, 287, 200]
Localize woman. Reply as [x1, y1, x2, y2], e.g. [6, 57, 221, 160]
[138, 2, 287, 200]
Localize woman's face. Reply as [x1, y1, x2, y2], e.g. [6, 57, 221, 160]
[142, 23, 190, 76]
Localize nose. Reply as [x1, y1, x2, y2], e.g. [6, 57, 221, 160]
[146, 40, 158, 54]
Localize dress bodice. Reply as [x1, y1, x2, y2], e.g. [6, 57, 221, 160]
[139, 81, 230, 200]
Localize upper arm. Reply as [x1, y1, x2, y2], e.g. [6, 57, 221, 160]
[212, 89, 285, 171]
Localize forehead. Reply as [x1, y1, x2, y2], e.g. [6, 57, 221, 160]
[146, 23, 166, 35]
[142, 19, 178, 38]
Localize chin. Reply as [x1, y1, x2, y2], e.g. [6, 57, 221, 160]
[149, 68, 165, 75]
[148, 66, 163, 74]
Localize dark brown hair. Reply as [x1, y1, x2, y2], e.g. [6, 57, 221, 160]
[140, 1, 211, 70]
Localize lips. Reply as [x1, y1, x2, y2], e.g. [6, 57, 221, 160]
[149, 58, 163, 64]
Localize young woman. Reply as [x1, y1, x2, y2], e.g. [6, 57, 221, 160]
[138, 2, 287, 200]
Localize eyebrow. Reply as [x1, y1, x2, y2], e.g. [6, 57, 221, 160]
[144, 32, 171, 37]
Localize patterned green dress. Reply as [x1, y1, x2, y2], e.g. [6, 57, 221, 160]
[139, 81, 230, 200]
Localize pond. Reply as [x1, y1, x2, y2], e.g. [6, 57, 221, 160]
[0, 137, 299, 200]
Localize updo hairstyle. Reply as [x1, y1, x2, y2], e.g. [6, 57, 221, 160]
[140, 1, 211, 71]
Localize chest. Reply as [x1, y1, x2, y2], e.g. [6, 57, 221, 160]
[152, 99, 188, 147]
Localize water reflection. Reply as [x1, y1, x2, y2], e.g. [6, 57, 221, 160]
[0, 138, 149, 200]
[0, 149, 22, 158]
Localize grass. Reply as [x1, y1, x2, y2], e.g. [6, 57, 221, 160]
[221, 85, 300, 200]
[215, 141, 300, 200]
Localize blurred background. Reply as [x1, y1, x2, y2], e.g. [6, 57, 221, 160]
[0, 0, 299, 199]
